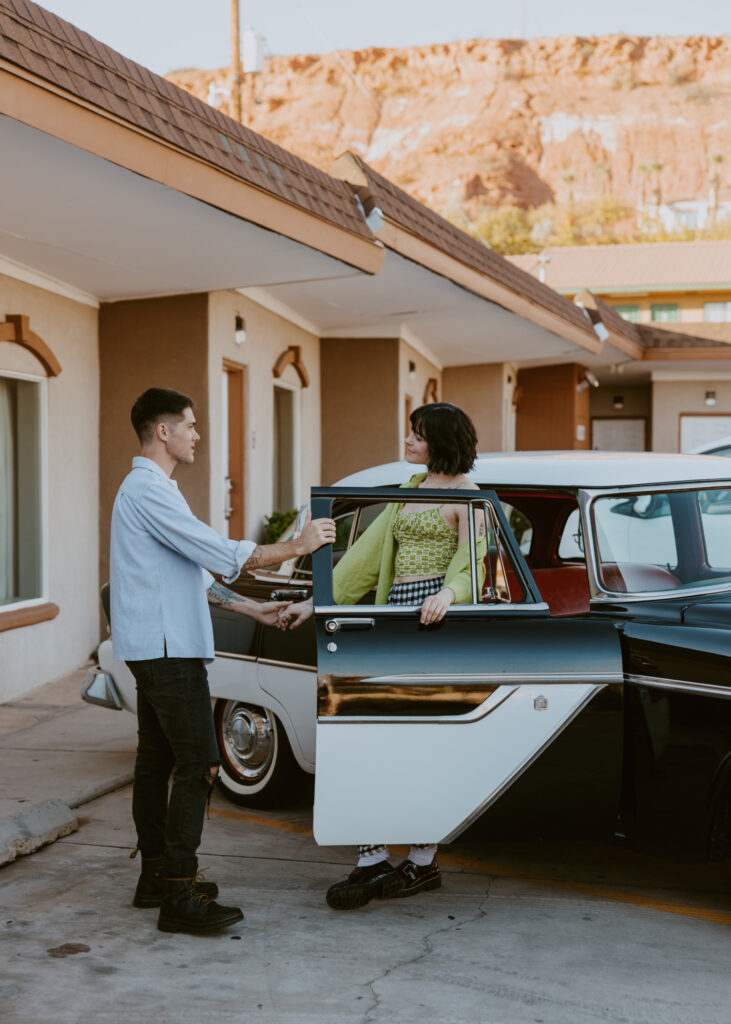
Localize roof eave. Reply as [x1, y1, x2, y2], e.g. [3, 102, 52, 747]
[0, 60, 385, 277]
[376, 217, 601, 354]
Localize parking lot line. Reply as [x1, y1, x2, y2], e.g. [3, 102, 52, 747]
[207, 805, 731, 926]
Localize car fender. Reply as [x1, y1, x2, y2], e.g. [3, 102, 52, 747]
[207, 654, 315, 774]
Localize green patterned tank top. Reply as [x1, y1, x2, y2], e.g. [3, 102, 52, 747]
[392, 505, 459, 576]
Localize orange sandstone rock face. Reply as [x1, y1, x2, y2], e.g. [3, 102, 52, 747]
[167, 35, 731, 214]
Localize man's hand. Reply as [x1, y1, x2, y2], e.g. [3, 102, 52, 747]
[419, 587, 455, 625]
[278, 599, 314, 630]
[254, 600, 292, 628]
[295, 517, 336, 555]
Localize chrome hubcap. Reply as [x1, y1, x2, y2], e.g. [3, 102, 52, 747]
[220, 703, 275, 783]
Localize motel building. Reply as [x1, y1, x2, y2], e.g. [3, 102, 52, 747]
[1, 0, 730, 701]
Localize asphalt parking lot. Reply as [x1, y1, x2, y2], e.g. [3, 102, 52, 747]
[2, 779, 730, 1024]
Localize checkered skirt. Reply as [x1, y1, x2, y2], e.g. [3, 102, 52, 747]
[387, 575, 445, 605]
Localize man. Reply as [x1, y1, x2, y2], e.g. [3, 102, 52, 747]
[110, 387, 335, 935]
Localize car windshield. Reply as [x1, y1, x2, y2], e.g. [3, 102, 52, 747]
[592, 487, 731, 594]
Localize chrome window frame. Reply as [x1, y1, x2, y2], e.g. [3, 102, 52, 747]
[312, 487, 544, 614]
[580, 480, 731, 603]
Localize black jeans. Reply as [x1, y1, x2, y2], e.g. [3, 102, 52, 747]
[127, 657, 219, 878]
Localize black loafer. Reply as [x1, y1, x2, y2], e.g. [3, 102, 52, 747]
[326, 860, 404, 910]
[393, 857, 442, 898]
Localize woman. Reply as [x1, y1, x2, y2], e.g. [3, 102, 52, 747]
[283, 402, 485, 911]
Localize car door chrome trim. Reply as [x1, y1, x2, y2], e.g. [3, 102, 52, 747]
[214, 651, 257, 662]
[317, 672, 620, 723]
[318, 684, 517, 724]
[259, 657, 317, 673]
[315, 602, 551, 616]
[439, 684, 606, 842]
[359, 671, 621, 685]
[625, 673, 731, 700]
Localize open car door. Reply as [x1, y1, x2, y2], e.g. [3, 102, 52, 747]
[310, 486, 624, 846]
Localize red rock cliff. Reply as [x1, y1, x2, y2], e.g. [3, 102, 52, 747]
[167, 34, 731, 214]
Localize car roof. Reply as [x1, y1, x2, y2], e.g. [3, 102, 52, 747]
[335, 451, 731, 489]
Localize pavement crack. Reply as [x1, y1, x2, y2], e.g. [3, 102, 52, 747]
[363, 883, 492, 1023]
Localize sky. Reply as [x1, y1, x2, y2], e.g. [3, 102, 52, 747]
[40, 0, 730, 76]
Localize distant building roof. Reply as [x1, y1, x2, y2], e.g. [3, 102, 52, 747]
[508, 241, 731, 293]
[0, 0, 372, 244]
[331, 152, 596, 342]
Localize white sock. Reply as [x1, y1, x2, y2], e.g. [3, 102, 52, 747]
[408, 844, 437, 867]
[357, 848, 390, 867]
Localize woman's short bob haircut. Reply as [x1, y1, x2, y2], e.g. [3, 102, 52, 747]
[410, 402, 478, 476]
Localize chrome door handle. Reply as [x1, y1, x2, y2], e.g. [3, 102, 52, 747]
[325, 618, 375, 634]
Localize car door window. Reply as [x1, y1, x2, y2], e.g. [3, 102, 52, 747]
[326, 493, 531, 608]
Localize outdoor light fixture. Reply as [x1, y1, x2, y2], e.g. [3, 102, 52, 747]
[705, 390, 717, 406]
[235, 315, 246, 345]
[408, 360, 416, 382]
[365, 206, 384, 233]
[576, 371, 599, 394]
[613, 395, 624, 410]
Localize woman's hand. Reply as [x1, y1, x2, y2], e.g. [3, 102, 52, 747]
[419, 587, 455, 625]
[253, 600, 292, 628]
[279, 598, 314, 630]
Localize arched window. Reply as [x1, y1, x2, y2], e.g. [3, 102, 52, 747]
[0, 316, 59, 621]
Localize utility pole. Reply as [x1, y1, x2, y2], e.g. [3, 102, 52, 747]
[230, 0, 242, 121]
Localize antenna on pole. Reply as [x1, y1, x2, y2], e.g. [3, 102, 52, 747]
[230, 0, 242, 121]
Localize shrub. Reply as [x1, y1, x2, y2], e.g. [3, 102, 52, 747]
[263, 509, 298, 544]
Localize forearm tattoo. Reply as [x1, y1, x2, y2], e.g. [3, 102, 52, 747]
[242, 545, 263, 572]
[207, 581, 251, 611]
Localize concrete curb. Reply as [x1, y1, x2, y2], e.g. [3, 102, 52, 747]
[67, 770, 135, 810]
[0, 799, 78, 866]
[0, 770, 134, 868]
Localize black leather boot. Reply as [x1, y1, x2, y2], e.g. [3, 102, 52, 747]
[133, 857, 219, 909]
[157, 876, 244, 934]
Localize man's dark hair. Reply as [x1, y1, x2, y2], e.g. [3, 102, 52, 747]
[410, 402, 478, 476]
[130, 388, 194, 443]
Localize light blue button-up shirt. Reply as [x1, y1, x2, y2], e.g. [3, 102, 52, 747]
[110, 457, 255, 662]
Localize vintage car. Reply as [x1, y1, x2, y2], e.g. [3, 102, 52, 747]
[89, 453, 731, 862]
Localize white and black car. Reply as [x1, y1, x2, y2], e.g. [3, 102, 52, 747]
[89, 453, 731, 864]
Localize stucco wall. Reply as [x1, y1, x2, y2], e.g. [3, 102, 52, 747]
[399, 341, 442, 456]
[442, 362, 516, 452]
[321, 339, 400, 483]
[651, 378, 731, 452]
[0, 273, 99, 701]
[98, 294, 210, 588]
[207, 291, 321, 539]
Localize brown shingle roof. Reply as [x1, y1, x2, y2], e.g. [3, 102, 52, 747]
[0, 0, 372, 242]
[335, 154, 595, 338]
[637, 324, 731, 350]
[508, 242, 731, 292]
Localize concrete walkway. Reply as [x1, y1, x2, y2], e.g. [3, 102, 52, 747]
[0, 666, 137, 865]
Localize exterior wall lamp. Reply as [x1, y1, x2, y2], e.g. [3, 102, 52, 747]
[576, 371, 599, 394]
[235, 315, 246, 345]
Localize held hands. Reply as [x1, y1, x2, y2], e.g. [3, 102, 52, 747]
[253, 600, 292, 629]
[278, 599, 314, 630]
[294, 510, 336, 555]
[419, 587, 455, 625]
